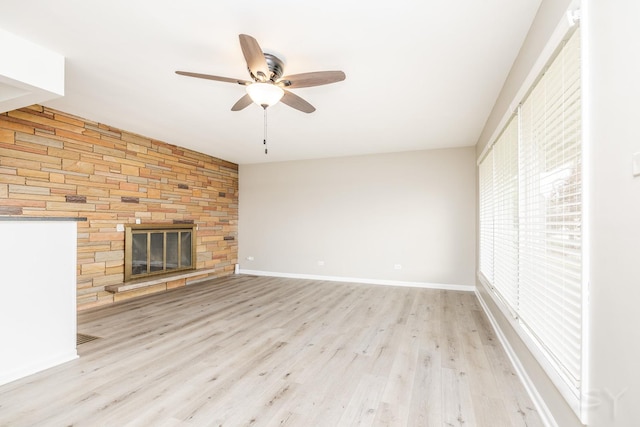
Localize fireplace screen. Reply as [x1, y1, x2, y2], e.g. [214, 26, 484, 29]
[125, 224, 196, 281]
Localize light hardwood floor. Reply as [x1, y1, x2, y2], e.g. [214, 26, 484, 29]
[0, 275, 543, 426]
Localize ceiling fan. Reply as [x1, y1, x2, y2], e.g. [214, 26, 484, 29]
[175, 34, 346, 113]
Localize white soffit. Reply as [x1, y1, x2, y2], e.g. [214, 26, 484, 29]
[0, 28, 64, 114]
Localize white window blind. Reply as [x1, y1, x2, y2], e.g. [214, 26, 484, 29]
[477, 27, 583, 407]
[492, 117, 519, 311]
[518, 28, 582, 392]
[478, 152, 494, 284]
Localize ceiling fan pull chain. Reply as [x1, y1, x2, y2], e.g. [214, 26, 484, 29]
[263, 106, 268, 154]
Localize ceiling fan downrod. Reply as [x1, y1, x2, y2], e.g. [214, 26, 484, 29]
[263, 106, 268, 155]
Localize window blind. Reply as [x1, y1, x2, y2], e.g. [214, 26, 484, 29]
[477, 27, 582, 407]
[492, 117, 519, 312]
[518, 28, 582, 391]
[478, 151, 494, 284]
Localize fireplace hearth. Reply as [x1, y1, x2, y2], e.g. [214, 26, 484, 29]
[124, 224, 196, 281]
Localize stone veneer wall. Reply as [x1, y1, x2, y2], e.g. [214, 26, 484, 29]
[0, 105, 238, 310]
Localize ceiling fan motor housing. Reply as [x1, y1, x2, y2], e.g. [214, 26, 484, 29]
[252, 53, 285, 83]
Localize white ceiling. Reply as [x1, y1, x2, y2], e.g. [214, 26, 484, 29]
[0, 0, 541, 165]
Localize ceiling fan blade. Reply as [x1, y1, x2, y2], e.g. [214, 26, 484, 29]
[281, 90, 316, 113]
[231, 94, 253, 111]
[278, 71, 346, 89]
[239, 34, 270, 82]
[175, 71, 250, 85]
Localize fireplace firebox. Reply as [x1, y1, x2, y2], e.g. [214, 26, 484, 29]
[124, 224, 196, 281]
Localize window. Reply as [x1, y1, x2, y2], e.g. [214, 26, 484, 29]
[518, 28, 582, 393]
[478, 28, 582, 413]
[478, 151, 494, 283]
[491, 117, 520, 312]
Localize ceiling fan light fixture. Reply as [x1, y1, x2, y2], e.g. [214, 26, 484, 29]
[177, 34, 344, 114]
[246, 82, 284, 108]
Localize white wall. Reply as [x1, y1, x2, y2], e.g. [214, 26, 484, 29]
[239, 147, 476, 288]
[0, 220, 78, 386]
[584, 0, 640, 425]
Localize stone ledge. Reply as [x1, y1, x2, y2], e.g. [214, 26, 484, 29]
[105, 268, 218, 293]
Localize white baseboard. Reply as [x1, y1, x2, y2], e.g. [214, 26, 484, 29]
[238, 269, 475, 292]
[475, 288, 557, 427]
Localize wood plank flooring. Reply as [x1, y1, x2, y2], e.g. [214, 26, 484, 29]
[0, 275, 543, 426]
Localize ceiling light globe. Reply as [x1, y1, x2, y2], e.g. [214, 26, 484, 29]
[246, 83, 285, 108]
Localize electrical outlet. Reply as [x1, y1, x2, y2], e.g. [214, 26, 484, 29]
[317, 260, 325, 266]
[246, 256, 254, 261]
[116, 224, 124, 232]
[394, 264, 402, 270]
